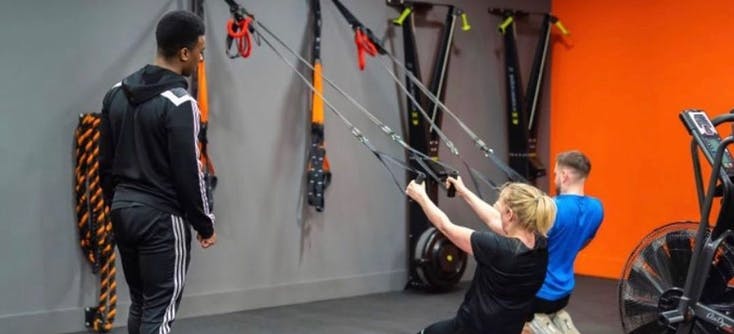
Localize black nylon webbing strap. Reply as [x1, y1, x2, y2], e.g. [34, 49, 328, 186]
[306, 0, 331, 212]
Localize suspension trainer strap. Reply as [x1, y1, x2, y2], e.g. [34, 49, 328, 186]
[221, 1, 436, 193]
[196, 60, 216, 175]
[74, 114, 117, 333]
[192, 0, 218, 210]
[254, 20, 455, 168]
[308, 5, 510, 192]
[327, 0, 464, 181]
[226, 0, 517, 185]
[330, 0, 521, 186]
[257, 29, 429, 193]
[306, 0, 332, 212]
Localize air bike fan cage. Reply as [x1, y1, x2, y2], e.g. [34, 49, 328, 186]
[619, 110, 734, 333]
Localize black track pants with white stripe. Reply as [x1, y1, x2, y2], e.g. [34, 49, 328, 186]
[112, 205, 192, 334]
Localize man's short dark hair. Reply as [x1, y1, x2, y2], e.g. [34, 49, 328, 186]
[156, 10, 205, 58]
[556, 150, 591, 178]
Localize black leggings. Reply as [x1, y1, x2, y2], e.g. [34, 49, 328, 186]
[527, 295, 571, 321]
[418, 317, 473, 334]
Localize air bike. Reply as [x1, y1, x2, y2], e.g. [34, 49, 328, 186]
[619, 110, 734, 333]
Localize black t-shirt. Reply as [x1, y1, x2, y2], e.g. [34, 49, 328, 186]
[456, 231, 548, 334]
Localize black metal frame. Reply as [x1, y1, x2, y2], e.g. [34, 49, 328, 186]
[489, 9, 559, 184]
[387, 0, 463, 290]
[658, 110, 734, 332]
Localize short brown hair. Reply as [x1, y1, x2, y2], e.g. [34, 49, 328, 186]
[556, 151, 591, 178]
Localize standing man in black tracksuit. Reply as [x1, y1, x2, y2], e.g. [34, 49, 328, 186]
[99, 11, 216, 334]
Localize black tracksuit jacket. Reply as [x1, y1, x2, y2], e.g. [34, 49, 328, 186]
[100, 65, 215, 238]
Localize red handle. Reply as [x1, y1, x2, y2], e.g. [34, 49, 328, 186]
[226, 17, 253, 58]
[354, 28, 377, 70]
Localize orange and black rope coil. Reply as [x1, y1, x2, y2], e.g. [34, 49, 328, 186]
[74, 113, 117, 333]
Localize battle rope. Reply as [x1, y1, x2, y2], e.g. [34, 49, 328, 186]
[74, 113, 117, 333]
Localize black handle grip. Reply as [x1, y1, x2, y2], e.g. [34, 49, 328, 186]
[415, 173, 426, 185]
[447, 184, 456, 198]
[446, 171, 458, 197]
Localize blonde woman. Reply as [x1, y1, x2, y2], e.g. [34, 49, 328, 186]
[406, 177, 556, 334]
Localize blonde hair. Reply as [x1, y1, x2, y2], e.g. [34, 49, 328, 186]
[498, 183, 557, 236]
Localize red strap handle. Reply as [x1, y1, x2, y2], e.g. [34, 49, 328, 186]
[226, 17, 253, 58]
[354, 28, 377, 70]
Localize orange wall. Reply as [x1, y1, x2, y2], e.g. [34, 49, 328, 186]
[550, 0, 734, 278]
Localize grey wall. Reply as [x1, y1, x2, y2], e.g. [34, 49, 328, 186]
[0, 0, 550, 333]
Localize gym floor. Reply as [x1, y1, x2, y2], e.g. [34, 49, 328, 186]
[70, 275, 620, 334]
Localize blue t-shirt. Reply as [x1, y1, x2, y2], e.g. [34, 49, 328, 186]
[536, 194, 604, 301]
